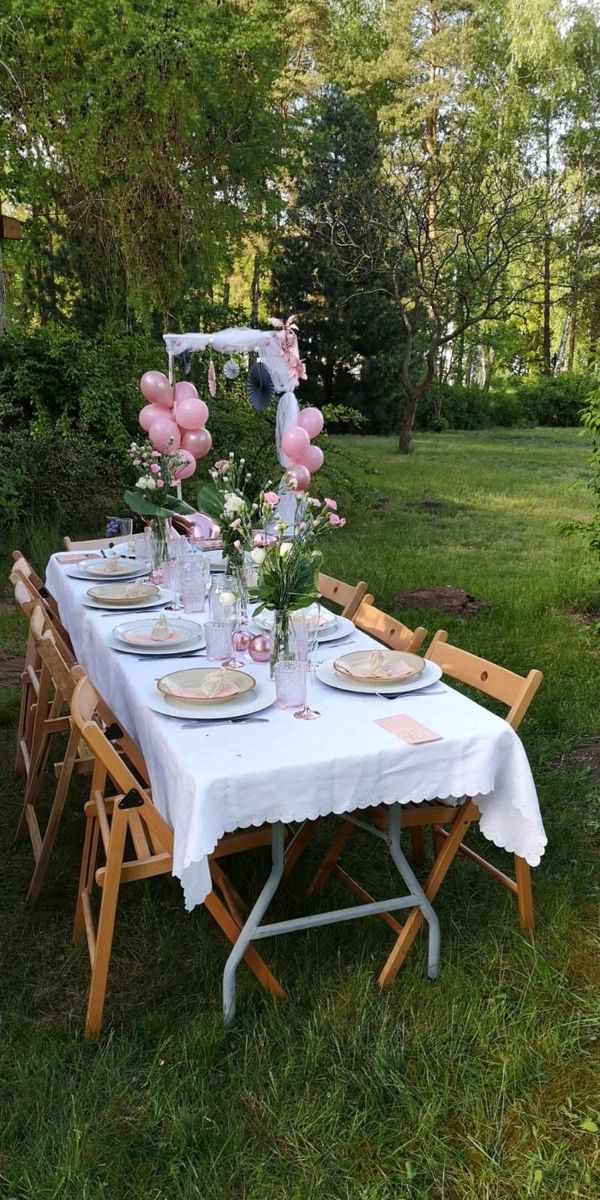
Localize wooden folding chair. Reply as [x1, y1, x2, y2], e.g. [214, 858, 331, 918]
[309, 630, 543, 988]
[354, 599, 427, 654]
[10, 578, 42, 782]
[318, 572, 369, 620]
[62, 535, 131, 551]
[10, 554, 72, 651]
[15, 605, 150, 904]
[71, 675, 285, 1037]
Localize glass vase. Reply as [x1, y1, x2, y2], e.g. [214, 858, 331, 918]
[269, 608, 291, 678]
[146, 518, 173, 583]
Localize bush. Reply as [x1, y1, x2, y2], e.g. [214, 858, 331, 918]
[415, 373, 594, 433]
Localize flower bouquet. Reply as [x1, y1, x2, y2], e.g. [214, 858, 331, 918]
[124, 439, 195, 572]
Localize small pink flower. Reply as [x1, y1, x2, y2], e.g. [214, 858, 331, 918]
[230, 518, 242, 530]
[329, 513, 343, 526]
[324, 498, 337, 511]
[156, 479, 165, 488]
[263, 491, 279, 507]
[214, 459, 229, 469]
[151, 450, 161, 458]
[150, 463, 160, 474]
[233, 539, 241, 549]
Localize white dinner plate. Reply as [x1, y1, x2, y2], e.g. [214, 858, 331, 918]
[107, 628, 205, 657]
[66, 559, 150, 582]
[112, 615, 203, 649]
[204, 549, 227, 572]
[247, 613, 354, 644]
[316, 658, 442, 695]
[81, 587, 174, 611]
[146, 678, 276, 721]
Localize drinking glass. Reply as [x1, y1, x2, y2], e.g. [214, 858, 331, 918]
[274, 659, 307, 709]
[106, 516, 134, 556]
[181, 557, 209, 613]
[162, 557, 184, 609]
[205, 620, 234, 662]
[293, 605, 321, 720]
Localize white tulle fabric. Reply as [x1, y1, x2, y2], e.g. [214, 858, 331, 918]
[163, 328, 301, 468]
[47, 556, 547, 911]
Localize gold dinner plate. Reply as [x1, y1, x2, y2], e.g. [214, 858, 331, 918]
[333, 649, 425, 684]
[87, 581, 160, 606]
[156, 667, 256, 706]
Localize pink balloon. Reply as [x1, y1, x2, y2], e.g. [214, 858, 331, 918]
[176, 397, 209, 431]
[181, 428, 212, 460]
[149, 416, 181, 453]
[173, 449, 196, 480]
[139, 402, 165, 432]
[298, 407, 324, 439]
[289, 463, 311, 491]
[281, 426, 310, 461]
[174, 381, 198, 402]
[140, 370, 173, 408]
[302, 444, 324, 473]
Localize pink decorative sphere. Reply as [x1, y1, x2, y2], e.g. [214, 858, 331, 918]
[174, 380, 198, 402]
[281, 425, 310, 460]
[234, 630, 252, 652]
[289, 463, 311, 491]
[181, 427, 212, 460]
[176, 397, 209, 431]
[298, 406, 324, 439]
[140, 370, 172, 408]
[302, 444, 324, 473]
[249, 634, 271, 662]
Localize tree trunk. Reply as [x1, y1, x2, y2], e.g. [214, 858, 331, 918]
[398, 393, 419, 453]
[250, 253, 261, 326]
[567, 177, 585, 372]
[542, 114, 552, 375]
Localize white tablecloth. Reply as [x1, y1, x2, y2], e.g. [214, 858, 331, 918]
[46, 556, 547, 908]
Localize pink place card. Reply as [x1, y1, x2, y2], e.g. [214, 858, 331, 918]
[56, 552, 100, 564]
[375, 714, 443, 745]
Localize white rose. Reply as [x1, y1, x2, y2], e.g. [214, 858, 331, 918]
[223, 492, 244, 514]
[145, 477, 157, 491]
[251, 547, 267, 565]
[136, 475, 156, 490]
[280, 541, 292, 558]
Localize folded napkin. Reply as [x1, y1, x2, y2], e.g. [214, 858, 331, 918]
[337, 650, 413, 681]
[123, 615, 182, 645]
[125, 580, 152, 598]
[57, 552, 100, 564]
[161, 669, 241, 700]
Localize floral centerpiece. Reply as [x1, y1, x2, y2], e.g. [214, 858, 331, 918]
[124, 439, 194, 572]
[195, 454, 255, 570]
[250, 481, 346, 672]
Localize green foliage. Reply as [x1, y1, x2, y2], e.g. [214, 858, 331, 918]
[0, 425, 123, 532]
[415, 375, 593, 433]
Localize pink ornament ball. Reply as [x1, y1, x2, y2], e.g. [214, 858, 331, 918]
[302, 444, 324, 473]
[281, 425, 310, 461]
[234, 631, 252, 652]
[173, 449, 196, 481]
[140, 370, 172, 408]
[249, 633, 271, 662]
[289, 463, 311, 491]
[181, 428, 212, 460]
[176, 397, 209, 431]
[139, 402, 166, 432]
[149, 415, 181, 453]
[174, 380, 198, 402]
[298, 407, 324, 439]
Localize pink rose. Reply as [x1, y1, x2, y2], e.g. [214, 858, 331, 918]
[263, 491, 279, 507]
[156, 479, 165, 488]
[324, 498, 337, 511]
[151, 450, 161, 458]
[329, 512, 344, 526]
[150, 463, 160, 474]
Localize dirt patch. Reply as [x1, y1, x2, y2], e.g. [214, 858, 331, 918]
[0, 650, 22, 688]
[408, 499, 464, 516]
[393, 585, 489, 618]
[555, 739, 600, 781]
[564, 605, 600, 628]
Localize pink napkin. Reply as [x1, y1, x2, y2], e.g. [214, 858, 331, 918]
[57, 552, 100, 564]
[161, 671, 241, 700]
[337, 650, 414, 681]
[375, 715, 442, 744]
[123, 630, 186, 646]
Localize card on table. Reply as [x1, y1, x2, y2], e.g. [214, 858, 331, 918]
[375, 714, 443, 744]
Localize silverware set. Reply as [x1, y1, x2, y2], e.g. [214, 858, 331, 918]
[180, 716, 269, 729]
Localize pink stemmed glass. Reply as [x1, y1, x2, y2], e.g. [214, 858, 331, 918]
[293, 605, 321, 721]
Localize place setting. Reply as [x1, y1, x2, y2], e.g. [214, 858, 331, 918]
[248, 602, 355, 645]
[82, 581, 174, 611]
[105, 612, 206, 658]
[146, 665, 276, 724]
[316, 648, 443, 696]
[64, 556, 151, 582]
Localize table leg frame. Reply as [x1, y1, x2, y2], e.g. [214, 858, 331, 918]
[222, 805, 441, 1023]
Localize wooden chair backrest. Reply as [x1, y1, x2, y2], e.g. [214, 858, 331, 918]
[13, 577, 37, 620]
[354, 599, 427, 654]
[27, 605, 81, 702]
[11, 567, 71, 647]
[425, 631, 543, 730]
[71, 676, 172, 854]
[11, 550, 45, 593]
[318, 574, 368, 620]
[63, 535, 130, 551]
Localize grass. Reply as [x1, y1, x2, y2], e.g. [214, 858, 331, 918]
[0, 427, 599, 1200]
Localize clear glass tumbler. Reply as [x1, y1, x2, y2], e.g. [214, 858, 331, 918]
[205, 619, 235, 661]
[274, 659, 308, 709]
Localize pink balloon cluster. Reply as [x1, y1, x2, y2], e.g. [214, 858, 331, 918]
[281, 407, 324, 492]
[138, 371, 212, 481]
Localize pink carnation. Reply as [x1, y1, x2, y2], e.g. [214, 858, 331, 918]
[230, 518, 242, 530]
[329, 513, 345, 526]
[324, 498, 337, 510]
[150, 463, 160, 474]
[214, 459, 229, 470]
[151, 450, 161, 458]
[263, 491, 279, 508]
[156, 479, 165, 488]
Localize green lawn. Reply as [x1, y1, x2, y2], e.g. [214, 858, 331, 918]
[1, 428, 598, 1200]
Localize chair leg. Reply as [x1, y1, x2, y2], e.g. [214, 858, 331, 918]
[203, 888, 286, 1001]
[84, 808, 128, 1040]
[378, 799, 479, 989]
[514, 855, 534, 930]
[409, 827, 425, 866]
[26, 726, 81, 905]
[73, 809, 99, 945]
[431, 827, 444, 859]
[307, 818, 355, 896]
[15, 674, 32, 778]
[283, 820, 317, 877]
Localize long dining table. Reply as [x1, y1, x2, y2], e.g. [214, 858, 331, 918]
[46, 553, 547, 1019]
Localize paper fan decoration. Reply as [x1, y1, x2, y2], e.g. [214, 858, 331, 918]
[207, 358, 217, 397]
[247, 362, 275, 412]
[223, 358, 240, 380]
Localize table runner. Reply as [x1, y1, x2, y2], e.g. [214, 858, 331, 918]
[46, 556, 547, 908]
